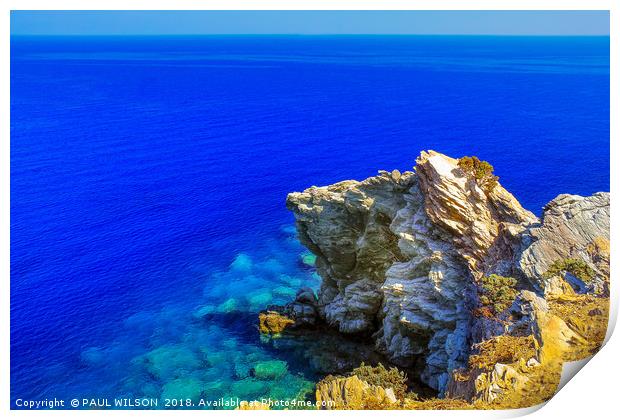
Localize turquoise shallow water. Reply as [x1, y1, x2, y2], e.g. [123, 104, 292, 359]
[108, 227, 323, 407]
[62, 226, 328, 407]
[11, 35, 609, 408]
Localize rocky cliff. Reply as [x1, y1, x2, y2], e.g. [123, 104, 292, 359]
[284, 150, 610, 396]
[517, 192, 610, 293]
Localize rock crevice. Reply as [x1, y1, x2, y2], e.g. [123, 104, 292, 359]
[285, 150, 609, 395]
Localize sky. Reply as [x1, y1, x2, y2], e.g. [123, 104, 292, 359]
[10, 10, 610, 36]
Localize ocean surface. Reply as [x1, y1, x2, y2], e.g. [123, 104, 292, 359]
[10, 35, 610, 408]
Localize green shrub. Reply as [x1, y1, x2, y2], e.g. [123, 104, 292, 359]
[543, 258, 595, 284]
[352, 362, 409, 400]
[479, 274, 518, 315]
[458, 156, 499, 192]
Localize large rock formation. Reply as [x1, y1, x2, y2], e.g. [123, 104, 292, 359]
[517, 192, 610, 291]
[286, 170, 416, 335]
[415, 151, 537, 274]
[285, 150, 609, 395]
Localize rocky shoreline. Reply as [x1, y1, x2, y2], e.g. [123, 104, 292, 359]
[258, 150, 610, 409]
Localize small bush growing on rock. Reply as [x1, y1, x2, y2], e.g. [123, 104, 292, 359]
[457, 156, 499, 192]
[543, 258, 595, 284]
[479, 274, 518, 315]
[351, 362, 409, 400]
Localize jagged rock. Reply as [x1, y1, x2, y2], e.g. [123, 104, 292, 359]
[287, 161, 476, 392]
[287, 170, 416, 334]
[587, 237, 610, 296]
[534, 311, 587, 363]
[287, 151, 535, 392]
[504, 290, 549, 337]
[286, 150, 609, 395]
[295, 287, 318, 305]
[517, 192, 610, 291]
[474, 363, 530, 403]
[415, 151, 537, 274]
[259, 287, 320, 335]
[315, 375, 398, 410]
[447, 291, 595, 408]
[288, 301, 318, 327]
[544, 275, 577, 299]
[526, 358, 540, 367]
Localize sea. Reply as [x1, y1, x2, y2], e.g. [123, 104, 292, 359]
[10, 35, 610, 409]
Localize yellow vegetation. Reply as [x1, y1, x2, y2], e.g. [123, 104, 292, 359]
[258, 311, 294, 335]
[468, 335, 538, 371]
[312, 290, 609, 410]
[548, 295, 609, 360]
[351, 363, 410, 400]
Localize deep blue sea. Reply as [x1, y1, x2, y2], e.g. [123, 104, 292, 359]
[10, 35, 609, 408]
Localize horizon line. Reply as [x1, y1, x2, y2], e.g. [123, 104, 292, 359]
[10, 33, 611, 37]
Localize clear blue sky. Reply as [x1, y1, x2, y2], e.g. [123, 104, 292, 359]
[10, 10, 610, 36]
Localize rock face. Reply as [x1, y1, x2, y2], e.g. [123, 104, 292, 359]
[286, 170, 416, 334]
[517, 192, 610, 291]
[415, 151, 537, 275]
[259, 287, 320, 334]
[445, 285, 606, 408]
[315, 375, 398, 410]
[286, 150, 610, 395]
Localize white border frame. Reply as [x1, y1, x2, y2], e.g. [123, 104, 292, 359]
[2, 2, 616, 420]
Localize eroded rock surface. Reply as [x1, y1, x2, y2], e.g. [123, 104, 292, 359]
[517, 192, 610, 291]
[315, 375, 397, 410]
[415, 151, 537, 275]
[285, 150, 610, 396]
[286, 170, 415, 334]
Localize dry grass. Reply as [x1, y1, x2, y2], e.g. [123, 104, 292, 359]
[403, 398, 474, 410]
[351, 363, 409, 400]
[488, 361, 562, 409]
[548, 295, 609, 360]
[468, 335, 538, 370]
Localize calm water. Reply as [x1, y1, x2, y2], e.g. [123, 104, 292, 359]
[10, 35, 609, 408]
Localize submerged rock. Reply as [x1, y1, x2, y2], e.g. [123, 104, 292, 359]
[301, 252, 317, 267]
[252, 360, 288, 380]
[273, 285, 297, 298]
[248, 290, 273, 309]
[230, 253, 253, 272]
[217, 298, 238, 313]
[161, 377, 204, 401]
[192, 304, 217, 319]
[231, 378, 269, 399]
[80, 347, 106, 367]
[140, 344, 202, 380]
